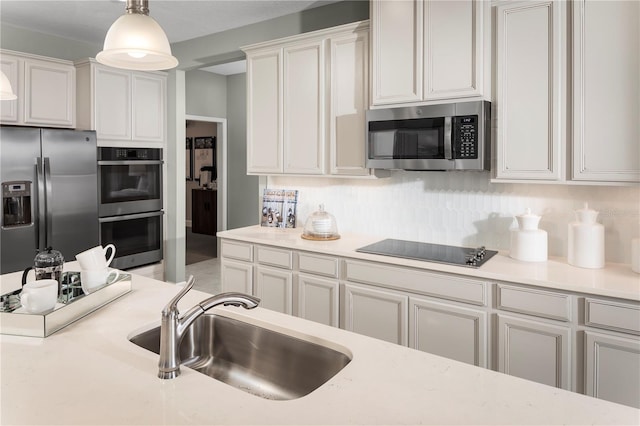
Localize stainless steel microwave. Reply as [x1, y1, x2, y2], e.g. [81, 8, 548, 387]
[365, 101, 491, 171]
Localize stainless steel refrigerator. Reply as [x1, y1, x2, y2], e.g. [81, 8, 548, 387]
[0, 126, 99, 274]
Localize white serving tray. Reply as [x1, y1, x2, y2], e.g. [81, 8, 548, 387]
[0, 274, 132, 338]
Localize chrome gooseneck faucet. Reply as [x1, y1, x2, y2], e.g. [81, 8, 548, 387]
[157, 275, 260, 379]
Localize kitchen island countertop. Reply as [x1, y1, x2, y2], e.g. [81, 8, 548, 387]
[218, 226, 640, 302]
[1, 270, 639, 425]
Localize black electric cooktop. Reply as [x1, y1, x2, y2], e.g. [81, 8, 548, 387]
[356, 239, 498, 268]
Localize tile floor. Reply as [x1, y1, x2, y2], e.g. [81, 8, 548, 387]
[185, 257, 222, 295]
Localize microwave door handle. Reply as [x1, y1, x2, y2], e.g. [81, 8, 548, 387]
[35, 158, 46, 250]
[444, 117, 453, 160]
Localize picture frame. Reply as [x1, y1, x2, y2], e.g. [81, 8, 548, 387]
[186, 137, 193, 180]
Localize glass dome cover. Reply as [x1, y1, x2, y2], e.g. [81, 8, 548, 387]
[302, 204, 340, 241]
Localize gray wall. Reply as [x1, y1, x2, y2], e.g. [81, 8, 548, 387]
[226, 73, 259, 229]
[0, 23, 100, 60]
[185, 70, 227, 118]
[172, 1, 369, 69]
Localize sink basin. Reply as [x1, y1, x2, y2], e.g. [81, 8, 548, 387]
[129, 313, 351, 400]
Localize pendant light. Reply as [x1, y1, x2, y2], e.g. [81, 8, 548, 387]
[0, 70, 17, 100]
[97, 0, 178, 71]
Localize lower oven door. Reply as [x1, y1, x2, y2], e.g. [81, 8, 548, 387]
[99, 211, 163, 270]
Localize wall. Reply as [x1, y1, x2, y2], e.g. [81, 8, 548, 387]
[172, 1, 369, 70]
[267, 173, 640, 264]
[226, 73, 259, 229]
[185, 70, 227, 117]
[0, 23, 100, 60]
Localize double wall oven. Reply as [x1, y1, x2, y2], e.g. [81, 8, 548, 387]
[98, 147, 163, 270]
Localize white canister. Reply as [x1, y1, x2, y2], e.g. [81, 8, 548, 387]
[510, 208, 548, 262]
[632, 238, 640, 274]
[567, 203, 604, 269]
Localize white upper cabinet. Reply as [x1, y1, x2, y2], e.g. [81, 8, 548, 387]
[495, 1, 565, 181]
[371, 0, 485, 106]
[246, 48, 283, 174]
[329, 27, 371, 176]
[283, 40, 325, 174]
[494, 0, 639, 185]
[244, 21, 382, 177]
[75, 59, 167, 147]
[571, 0, 640, 182]
[1, 50, 75, 128]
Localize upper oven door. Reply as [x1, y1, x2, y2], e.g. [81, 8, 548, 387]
[98, 153, 163, 217]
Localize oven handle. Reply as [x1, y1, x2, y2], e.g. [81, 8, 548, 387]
[98, 160, 164, 166]
[99, 211, 164, 223]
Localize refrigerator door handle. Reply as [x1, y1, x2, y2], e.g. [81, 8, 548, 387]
[44, 157, 53, 248]
[36, 157, 46, 250]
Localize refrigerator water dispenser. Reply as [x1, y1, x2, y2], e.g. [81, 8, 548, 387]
[2, 181, 32, 228]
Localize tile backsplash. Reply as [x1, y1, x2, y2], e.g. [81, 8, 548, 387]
[267, 171, 640, 264]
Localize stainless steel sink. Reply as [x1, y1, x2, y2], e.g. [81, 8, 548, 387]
[130, 314, 351, 400]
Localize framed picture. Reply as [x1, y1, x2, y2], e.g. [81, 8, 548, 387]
[194, 136, 217, 184]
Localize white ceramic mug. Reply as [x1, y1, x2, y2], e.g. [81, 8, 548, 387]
[81, 268, 120, 294]
[20, 279, 58, 314]
[76, 244, 116, 270]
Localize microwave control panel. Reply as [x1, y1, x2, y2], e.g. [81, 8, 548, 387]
[453, 115, 478, 159]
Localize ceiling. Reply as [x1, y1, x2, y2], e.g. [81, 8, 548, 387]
[0, 0, 340, 74]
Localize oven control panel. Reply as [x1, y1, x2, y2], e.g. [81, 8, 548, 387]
[98, 147, 162, 161]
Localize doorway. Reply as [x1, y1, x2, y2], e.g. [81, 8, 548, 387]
[184, 115, 227, 280]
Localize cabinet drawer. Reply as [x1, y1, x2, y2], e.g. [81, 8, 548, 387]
[221, 240, 253, 262]
[256, 246, 293, 269]
[585, 298, 640, 335]
[344, 260, 487, 306]
[497, 284, 571, 322]
[298, 252, 338, 278]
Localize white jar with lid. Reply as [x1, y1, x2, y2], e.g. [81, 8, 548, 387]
[510, 208, 548, 262]
[567, 203, 604, 269]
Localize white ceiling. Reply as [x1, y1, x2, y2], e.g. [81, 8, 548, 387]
[0, 0, 340, 47]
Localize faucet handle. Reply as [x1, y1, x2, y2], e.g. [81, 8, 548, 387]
[162, 275, 195, 315]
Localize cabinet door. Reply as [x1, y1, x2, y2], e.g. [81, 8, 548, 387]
[371, 0, 423, 105]
[585, 331, 640, 409]
[246, 48, 282, 174]
[572, 0, 640, 182]
[221, 259, 253, 295]
[423, 0, 483, 100]
[94, 67, 131, 141]
[0, 55, 20, 123]
[342, 282, 408, 346]
[296, 273, 339, 327]
[328, 28, 370, 176]
[283, 40, 325, 174]
[23, 58, 75, 127]
[410, 297, 487, 368]
[132, 73, 165, 143]
[495, 1, 565, 180]
[497, 314, 571, 390]
[255, 265, 293, 315]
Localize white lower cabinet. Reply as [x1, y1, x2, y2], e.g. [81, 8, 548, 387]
[221, 259, 253, 295]
[410, 296, 487, 368]
[342, 282, 408, 346]
[584, 331, 640, 409]
[255, 267, 293, 315]
[497, 314, 571, 390]
[295, 273, 339, 327]
[220, 240, 254, 294]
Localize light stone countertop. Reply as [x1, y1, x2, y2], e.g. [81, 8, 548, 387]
[218, 226, 640, 302]
[1, 271, 639, 425]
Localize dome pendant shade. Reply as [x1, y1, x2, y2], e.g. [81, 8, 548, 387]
[97, 0, 178, 71]
[0, 70, 17, 100]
